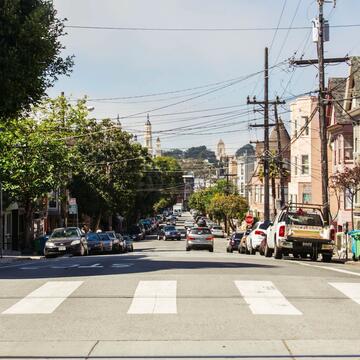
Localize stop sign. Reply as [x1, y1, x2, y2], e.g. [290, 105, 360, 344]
[245, 215, 254, 225]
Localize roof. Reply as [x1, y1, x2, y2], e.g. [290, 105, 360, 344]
[236, 144, 255, 157]
[328, 77, 347, 124]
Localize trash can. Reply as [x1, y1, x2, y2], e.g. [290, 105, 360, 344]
[348, 230, 360, 261]
[34, 235, 49, 256]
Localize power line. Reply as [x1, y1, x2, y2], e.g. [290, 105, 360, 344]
[65, 23, 360, 32]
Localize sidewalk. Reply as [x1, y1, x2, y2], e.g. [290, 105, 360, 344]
[0, 255, 43, 266]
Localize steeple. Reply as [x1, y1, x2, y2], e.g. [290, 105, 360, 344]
[144, 114, 153, 156]
[156, 137, 162, 157]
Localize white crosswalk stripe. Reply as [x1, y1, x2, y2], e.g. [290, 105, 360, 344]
[2, 281, 83, 314]
[234, 280, 302, 315]
[127, 280, 177, 314]
[329, 282, 360, 305]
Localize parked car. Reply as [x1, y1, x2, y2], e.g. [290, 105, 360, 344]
[226, 232, 244, 253]
[129, 225, 144, 241]
[211, 225, 225, 238]
[122, 235, 134, 252]
[258, 237, 267, 256]
[197, 218, 207, 227]
[166, 216, 177, 226]
[86, 232, 104, 254]
[184, 220, 195, 229]
[105, 231, 123, 253]
[97, 233, 113, 252]
[266, 204, 335, 261]
[238, 229, 252, 254]
[186, 227, 214, 252]
[158, 225, 181, 240]
[245, 221, 272, 255]
[44, 227, 88, 258]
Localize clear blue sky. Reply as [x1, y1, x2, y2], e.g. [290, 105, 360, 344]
[49, 0, 360, 154]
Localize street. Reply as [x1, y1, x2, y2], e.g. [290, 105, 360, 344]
[1, 213, 360, 359]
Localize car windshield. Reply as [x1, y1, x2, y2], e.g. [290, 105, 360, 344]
[191, 228, 211, 235]
[212, 226, 222, 230]
[234, 233, 243, 239]
[106, 232, 116, 239]
[259, 222, 271, 230]
[164, 226, 176, 231]
[285, 211, 323, 226]
[98, 234, 110, 240]
[87, 233, 99, 241]
[51, 228, 78, 238]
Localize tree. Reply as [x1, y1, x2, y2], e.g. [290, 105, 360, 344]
[208, 194, 248, 230]
[184, 146, 217, 163]
[162, 149, 184, 159]
[330, 165, 360, 230]
[0, 116, 74, 250]
[0, 0, 74, 120]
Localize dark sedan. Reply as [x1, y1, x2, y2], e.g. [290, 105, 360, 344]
[226, 232, 244, 253]
[158, 225, 181, 240]
[44, 227, 88, 258]
[98, 233, 113, 253]
[86, 232, 104, 254]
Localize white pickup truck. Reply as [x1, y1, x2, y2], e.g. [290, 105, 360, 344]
[266, 204, 335, 262]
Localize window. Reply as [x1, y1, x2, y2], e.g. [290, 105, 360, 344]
[241, 165, 244, 175]
[301, 155, 309, 175]
[294, 119, 297, 137]
[302, 193, 311, 203]
[302, 116, 309, 135]
[344, 136, 353, 161]
[294, 156, 298, 175]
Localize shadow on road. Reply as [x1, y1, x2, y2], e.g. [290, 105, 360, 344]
[0, 253, 277, 280]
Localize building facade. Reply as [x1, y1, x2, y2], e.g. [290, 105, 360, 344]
[236, 144, 256, 201]
[144, 114, 153, 156]
[288, 96, 323, 206]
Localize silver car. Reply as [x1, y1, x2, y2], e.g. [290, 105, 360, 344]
[186, 227, 214, 252]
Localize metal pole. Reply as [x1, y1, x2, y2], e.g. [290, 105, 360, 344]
[317, 0, 330, 223]
[264, 47, 270, 222]
[274, 105, 285, 207]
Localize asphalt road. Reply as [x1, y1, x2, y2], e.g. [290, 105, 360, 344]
[1, 212, 360, 359]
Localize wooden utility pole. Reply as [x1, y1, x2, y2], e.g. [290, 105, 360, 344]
[274, 105, 285, 208]
[247, 47, 285, 222]
[290, 0, 347, 224]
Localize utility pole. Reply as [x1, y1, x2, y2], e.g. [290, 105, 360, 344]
[274, 105, 285, 208]
[247, 47, 285, 222]
[290, 0, 347, 224]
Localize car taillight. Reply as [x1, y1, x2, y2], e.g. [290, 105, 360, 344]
[231, 240, 235, 245]
[330, 228, 335, 241]
[188, 236, 195, 240]
[206, 236, 214, 241]
[279, 225, 286, 237]
[255, 230, 265, 236]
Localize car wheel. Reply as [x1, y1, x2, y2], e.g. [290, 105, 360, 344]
[273, 244, 282, 259]
[259, 249, 264, 256]
[230, 248, 233, 253]
[186, 246, 191, 251]
[322, 254, 332, 263]
[209, 247, 214, 252]
[264, 244, 272, 257]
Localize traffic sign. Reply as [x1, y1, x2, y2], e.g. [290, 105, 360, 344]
[245, 215, 254, 225]
[68, 204, 78, 215]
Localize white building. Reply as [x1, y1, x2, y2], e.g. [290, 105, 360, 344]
[236, 144, 256, 201]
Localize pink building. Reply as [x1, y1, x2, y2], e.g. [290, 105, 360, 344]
[327, 77, 353, 230]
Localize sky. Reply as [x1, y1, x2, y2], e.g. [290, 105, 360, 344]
[49, 0, 360, 154]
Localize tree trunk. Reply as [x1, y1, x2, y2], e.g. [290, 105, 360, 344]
[95, 210, 102, 231]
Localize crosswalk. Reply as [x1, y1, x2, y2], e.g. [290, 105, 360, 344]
[1, 280, 360, 316]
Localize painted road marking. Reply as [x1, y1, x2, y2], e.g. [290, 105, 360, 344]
[234, 280, 302, 315]
[127, 280, 177, 314]
[2, 281, 83, 314]
[329, 282, 360, 305]
[78, 263, 103, 268]
[112, 263, 133, 268]
[288, 260, 360, 277]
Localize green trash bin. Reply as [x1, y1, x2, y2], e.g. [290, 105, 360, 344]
[349, 231, 360, 261]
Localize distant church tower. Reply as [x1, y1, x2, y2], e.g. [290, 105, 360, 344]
[116, 114, 122, 129]
[156, 137, 162, 157]
[144, 114, 153, 156]
[217, 139, 226, 160]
